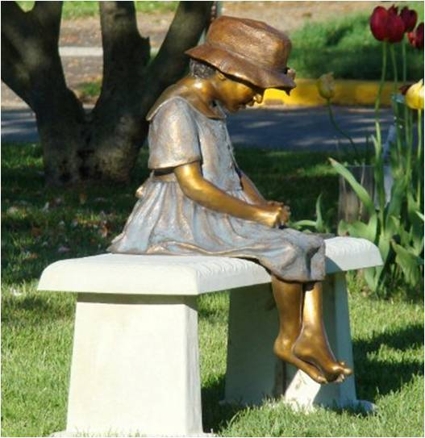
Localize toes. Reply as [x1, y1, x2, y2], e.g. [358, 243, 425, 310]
[334, 374, 345, 384]
[341, 367, 353, 376]
[315, 374, 328, 384]
[336, 362, 353, 376]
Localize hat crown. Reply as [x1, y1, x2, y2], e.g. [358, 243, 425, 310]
[206, 16, 291, 74]
[185, 15, 296, 90]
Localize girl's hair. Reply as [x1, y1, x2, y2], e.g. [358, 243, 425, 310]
[189, 59, 216, 79]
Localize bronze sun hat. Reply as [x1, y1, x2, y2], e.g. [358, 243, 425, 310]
[185, 15, 296, 92]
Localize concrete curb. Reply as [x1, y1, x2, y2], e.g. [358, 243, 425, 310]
[260, 79, 395, 107]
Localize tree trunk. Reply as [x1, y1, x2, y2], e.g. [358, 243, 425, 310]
[2, 1, 87, 184]
[1, 1, 214, 186]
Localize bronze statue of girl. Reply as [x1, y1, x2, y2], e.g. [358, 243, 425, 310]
[109, 15, 353, 384]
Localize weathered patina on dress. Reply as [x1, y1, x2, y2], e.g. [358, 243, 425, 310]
[108, 96, 325, 282]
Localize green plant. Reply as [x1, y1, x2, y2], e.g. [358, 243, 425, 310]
[290, 194, 333, 234]
[330, 4, 424, 298]
[290, 6, 424, 81]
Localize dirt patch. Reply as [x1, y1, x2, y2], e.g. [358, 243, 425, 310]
[223, 1, 386, 34]
[60, 10, 176, 49]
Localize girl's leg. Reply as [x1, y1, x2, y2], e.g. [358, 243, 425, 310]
[292, 282, 353, 382]
[271, 276, 327, 384]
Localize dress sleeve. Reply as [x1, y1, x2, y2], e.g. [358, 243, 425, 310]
[147, 98, 202, 170]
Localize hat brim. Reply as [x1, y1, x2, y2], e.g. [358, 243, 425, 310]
[186, 43, 296, 91]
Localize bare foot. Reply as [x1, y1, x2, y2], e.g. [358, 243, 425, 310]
[274, 338, 328, 384]
[292, 330, 353, 382]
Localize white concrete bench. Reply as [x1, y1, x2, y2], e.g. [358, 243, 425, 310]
[38, 236, 382, 437]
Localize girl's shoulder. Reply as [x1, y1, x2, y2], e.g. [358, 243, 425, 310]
[146, 85, 193, 121]
[147, 81, 225, 121]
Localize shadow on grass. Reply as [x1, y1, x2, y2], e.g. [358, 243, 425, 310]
[1, 293, 75, 326]
[200, 322, 423, 434]
[201, 375, 249, 435]
[353, 323, 424, 402]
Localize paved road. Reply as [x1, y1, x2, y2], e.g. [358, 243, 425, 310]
[1, 104, 393, 152]
[228, 106, 392, 152]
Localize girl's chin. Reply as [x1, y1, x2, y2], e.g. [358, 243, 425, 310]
[229, 104, 245, 113]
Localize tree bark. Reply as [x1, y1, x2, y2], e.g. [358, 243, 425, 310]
[1, 1, 213, 186]
[2, 1, 86, 184]
[77, 1, 151, 183]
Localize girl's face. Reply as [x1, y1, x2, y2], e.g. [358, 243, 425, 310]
[215, 73, 265, 112]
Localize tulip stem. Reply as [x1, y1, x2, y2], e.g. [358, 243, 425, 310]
[417, 110, 423, 162]
[404, 106, 413, 178]
[374, 41, 388, 153]
[326, 100, 361, 162]
[374, 41, 389, 221]
[417, 109, 423, 201]
[389, 44, 399, 93]
[400, 39, 410, 156]
[402, 39, 407, 84]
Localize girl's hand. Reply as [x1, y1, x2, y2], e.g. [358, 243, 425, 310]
[256, 203, 291, 228]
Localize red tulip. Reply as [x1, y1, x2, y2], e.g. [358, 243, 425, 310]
[370, 5, 405, 43]
[400, 6, 417, 32]
[408, 22, 424, 49]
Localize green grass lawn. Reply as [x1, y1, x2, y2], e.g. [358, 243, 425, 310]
[17, 1, 178, 18]
[2, 286, 423, 437]
[2, 143, 423, 436]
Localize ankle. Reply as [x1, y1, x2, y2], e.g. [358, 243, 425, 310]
[273, 336, 295, 358]
[299, 323, 324, 341]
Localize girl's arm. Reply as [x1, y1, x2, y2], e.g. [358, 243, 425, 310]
[239, 171, 268, 205]
[174, 162, 288, 228]
[239, 170, 290, 218]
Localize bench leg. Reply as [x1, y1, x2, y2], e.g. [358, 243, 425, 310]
[64, 293, 203, 436]
[224, 284, 284, 405]
[225, 275, 373, 411]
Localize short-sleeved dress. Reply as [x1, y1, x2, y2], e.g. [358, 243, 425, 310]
[108, 96, 325, 282]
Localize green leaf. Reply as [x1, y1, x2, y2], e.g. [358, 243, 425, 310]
[329, 159, 376, 216]
[338, 216, 378, 242]
[378, 232, 391, 255]
[363, 265, 383, 292]
[385, 179, 406, 220]
[291, 219, 317, 230]
[386, 215, 400, 238]
[391, 240, 424, 286]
